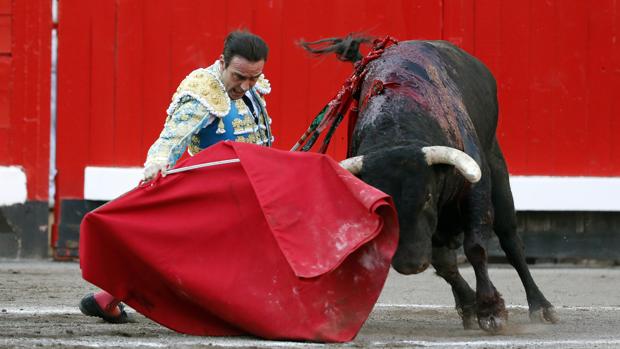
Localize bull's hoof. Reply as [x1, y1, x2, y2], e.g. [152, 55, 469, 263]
[457, 305, 477, 330]
[475, 292, 508, 333]
[478, 314, 507, 333]
[462, 315, 478, 330]
[529, 306, 559, 324]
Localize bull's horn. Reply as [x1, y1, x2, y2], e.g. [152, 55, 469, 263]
[339, 155, 364, 175]
[422, 146, 481, 183]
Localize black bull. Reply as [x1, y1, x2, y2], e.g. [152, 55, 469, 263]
[304, 38, 558, 332]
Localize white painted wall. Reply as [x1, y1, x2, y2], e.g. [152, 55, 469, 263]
[0, 166, 28, 205]
[83, 167, 143, 201]
[509, 176, 620, 211]
[81, 166, 620, 211]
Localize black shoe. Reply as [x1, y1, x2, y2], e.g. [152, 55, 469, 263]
[79, 293, 128, 324]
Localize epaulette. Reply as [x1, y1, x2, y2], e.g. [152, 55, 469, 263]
[166, 68, 230, 117]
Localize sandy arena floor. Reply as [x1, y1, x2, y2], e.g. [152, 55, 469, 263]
[1, 260, 620, 348]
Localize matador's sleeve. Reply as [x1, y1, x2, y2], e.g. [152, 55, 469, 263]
[144, 97, 212, 168]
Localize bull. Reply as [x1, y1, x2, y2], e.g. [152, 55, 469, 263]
[302, 36, 558, 332]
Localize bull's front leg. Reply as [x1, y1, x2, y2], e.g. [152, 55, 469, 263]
[432, 245, 477, 329]
[462, 180, 508, 332]
[464, 224, 508, 332]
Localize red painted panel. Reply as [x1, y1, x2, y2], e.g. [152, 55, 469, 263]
[10, 0, 50, 199]
[610, 0, 620, 174]
[524, 0, 556, 175]
[443, 0, 474, 51]
[169, 1, 224, 88]
[0, 15, 9, 53]
[402, 0, 443, 40]
[27, 0, 51, 198]
[226, 0, 254, 28]
[142, 0, 173, 159]
[473, 0, 501, 68]
[0, 128, 8, 160]
[0, 0, 10, 15]
[611, 81, 620, 174]
[89, 0, 116, 166]
[553, 0, 589, 175]
[0, 55, 9, 128]
[168, 3, 195, 86]
[56, 0, 92, 198]
[114, 0, 145, 166]
[495, 1, 530, 173]
[585, 0, 614, 174]
[8, 9, 22, 168]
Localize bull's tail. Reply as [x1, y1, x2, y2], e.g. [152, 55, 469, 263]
[293, 35, 398, 154]
[298, 34, 372, 63]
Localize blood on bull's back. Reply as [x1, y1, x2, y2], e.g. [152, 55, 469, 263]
[353, 40, 496, 159]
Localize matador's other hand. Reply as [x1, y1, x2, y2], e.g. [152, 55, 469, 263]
[143, 162, 167, 182]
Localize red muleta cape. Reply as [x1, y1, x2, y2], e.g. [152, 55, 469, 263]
[80, 141, 398, 342]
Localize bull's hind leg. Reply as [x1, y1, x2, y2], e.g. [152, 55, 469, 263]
[431, 245, 477, 329]
[462, 170, 508, 332]
[488, 139, 559, 323]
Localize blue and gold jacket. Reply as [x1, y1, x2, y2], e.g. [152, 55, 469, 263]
[145, 61, 273, 168]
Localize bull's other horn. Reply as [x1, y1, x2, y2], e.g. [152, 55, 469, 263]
[339, 155, 364, 175]
[422, 146, 481, 183]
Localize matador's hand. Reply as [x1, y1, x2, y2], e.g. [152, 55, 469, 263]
[143, 162, 167, 182]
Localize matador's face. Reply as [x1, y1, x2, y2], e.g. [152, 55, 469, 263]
[220, 55, 265, 100]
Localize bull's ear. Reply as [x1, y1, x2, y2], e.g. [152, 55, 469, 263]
[421, 146, 481, 183]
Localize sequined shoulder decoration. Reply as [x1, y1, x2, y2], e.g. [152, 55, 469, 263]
[166, 68, 231, 117]
[254, 75, 271, 95]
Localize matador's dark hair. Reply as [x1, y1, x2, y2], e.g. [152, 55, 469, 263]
[223, 30, 269, 67]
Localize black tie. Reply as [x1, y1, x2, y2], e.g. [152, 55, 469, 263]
[242, 95, 258, 124]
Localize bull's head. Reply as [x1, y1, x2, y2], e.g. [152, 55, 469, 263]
[340, 146, 480, 275]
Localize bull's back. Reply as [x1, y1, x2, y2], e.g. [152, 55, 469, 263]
[354, 40, 498, 154]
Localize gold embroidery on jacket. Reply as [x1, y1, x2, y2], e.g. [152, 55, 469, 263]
[172, 69, 230, 117]
[189, 134, 202, 155]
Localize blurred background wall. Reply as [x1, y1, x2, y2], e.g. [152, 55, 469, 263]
[1, 0, 619, 261]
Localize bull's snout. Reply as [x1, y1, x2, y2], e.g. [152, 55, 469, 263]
[391, 241, 432, 275]
[392, 256, 430, 275]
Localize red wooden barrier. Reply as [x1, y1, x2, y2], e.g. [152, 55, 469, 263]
[0, 0, 51, 258]
[53, 0, 620, 257]
[0, 0, 50, 200]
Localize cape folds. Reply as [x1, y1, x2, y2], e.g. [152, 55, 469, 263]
[80, 141, 398, 342]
